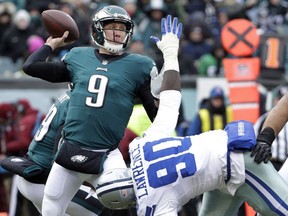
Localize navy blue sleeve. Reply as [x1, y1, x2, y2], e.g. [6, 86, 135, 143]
[136, 79, 157, 122]
[23, 45, 70, 82]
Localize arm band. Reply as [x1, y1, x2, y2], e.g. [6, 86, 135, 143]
[257, 127, 276, 146]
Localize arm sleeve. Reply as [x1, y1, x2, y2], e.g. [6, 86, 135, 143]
[22, 45, 70, 82]
[136, 79, 158, 122]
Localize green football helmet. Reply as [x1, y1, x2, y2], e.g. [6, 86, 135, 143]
[91, 5, 134, 54]
[96, 168, 136, 210]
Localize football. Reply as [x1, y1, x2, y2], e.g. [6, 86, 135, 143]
[41, 9, 79, 42]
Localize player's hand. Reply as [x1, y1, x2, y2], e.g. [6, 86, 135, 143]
[45, 31, 73, 50]
[250, 141, 272, 164]
[150, 15, 182, 56]
[149, 15, 182, 98]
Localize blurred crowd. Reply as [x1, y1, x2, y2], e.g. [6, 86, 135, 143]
[0, 0, 287, 77]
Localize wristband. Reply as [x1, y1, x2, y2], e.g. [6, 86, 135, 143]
[257, 127, 276, 146]
[163, 52, 179, 72]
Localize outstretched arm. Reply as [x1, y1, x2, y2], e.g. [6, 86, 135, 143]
[23, 31, 73, 82]
[143, 15, 182, 138]
[251, 92, 288, 163]
[150, 15, 182, 98]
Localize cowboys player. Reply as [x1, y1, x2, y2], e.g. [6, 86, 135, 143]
[95, 16, 288, 216]
[23, 5, 161, 216]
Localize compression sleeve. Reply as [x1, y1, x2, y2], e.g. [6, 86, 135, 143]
[136, 79, 158, 122]
[22, 45, 70, 82]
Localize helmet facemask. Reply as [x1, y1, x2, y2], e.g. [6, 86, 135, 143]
[91, 6, 134, 54]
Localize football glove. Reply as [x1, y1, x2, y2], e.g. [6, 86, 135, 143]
[250, 141, 272, 164]
[150, 15, 182, 98]
[150, 15, 182, 72]
[250, 127, 275, 164]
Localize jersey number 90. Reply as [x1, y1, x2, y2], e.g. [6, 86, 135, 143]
[143, 137, 196, 188]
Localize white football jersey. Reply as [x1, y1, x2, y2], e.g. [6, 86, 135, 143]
[129, 130, 245, 216]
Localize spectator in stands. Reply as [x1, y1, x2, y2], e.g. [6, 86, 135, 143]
[127, 36, 146, 55]
[249, 0, 288, 34]
[27, 35, 45, 55]
[0, 2, 16, 44]
[209, 7, 229, 42]
[0, 103, 17, 216]
[214, 0, 258, 20]
[187, 86, 233, 136]
[164, 0, 188, 24]
[0, 9, 33, 63]
[179, 24, 214, 75]
[254, 84, 288, 171]
[121, 0, 147, 36]
[26, 3, 49, 40]
[6, 99, 45, 156]
[59, 2, 91, 46]
[197, 41, 226, 77]
[138, 0, 167, 69]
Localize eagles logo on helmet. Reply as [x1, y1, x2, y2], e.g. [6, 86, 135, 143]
[91, 5, 134, 54]
[95, 168, 136, 210]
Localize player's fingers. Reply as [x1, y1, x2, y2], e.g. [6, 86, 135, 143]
[264, 152, 272, 163]
[150, 36, 160, 44]
[253, 151, 261, 163]
[172, 17, 178, 34]
[161, 18, 166, 35]
[166, 15, 172, 33]
[177, 23, 183, 39]
[63, 31, 69, 39]
[250, 145, 258, 157]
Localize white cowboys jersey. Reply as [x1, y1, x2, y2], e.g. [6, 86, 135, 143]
[129, 130, 245, 216]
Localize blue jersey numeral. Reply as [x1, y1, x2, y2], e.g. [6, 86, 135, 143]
[143, 137, 196, 188]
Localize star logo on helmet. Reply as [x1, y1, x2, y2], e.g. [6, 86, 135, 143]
[71, 155, 88, 163]
[121, 189, 128, 197]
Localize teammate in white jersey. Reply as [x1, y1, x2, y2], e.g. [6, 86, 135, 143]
[95, 15, 288, 216]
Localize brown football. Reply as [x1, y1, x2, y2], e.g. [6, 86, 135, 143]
[41, 9, 79, 42]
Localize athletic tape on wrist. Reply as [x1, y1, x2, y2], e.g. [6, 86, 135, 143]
[163, 54, 179, 72]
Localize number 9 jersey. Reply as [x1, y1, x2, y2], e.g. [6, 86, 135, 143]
[129, 130, 245, 216]
[62, 47, 156, 150]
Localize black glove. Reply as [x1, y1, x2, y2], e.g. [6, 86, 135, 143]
[250, 127, 275, 164]
[250, 141, 272, 164]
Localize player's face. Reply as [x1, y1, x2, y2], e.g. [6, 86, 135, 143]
[103, 22, 127, 44]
